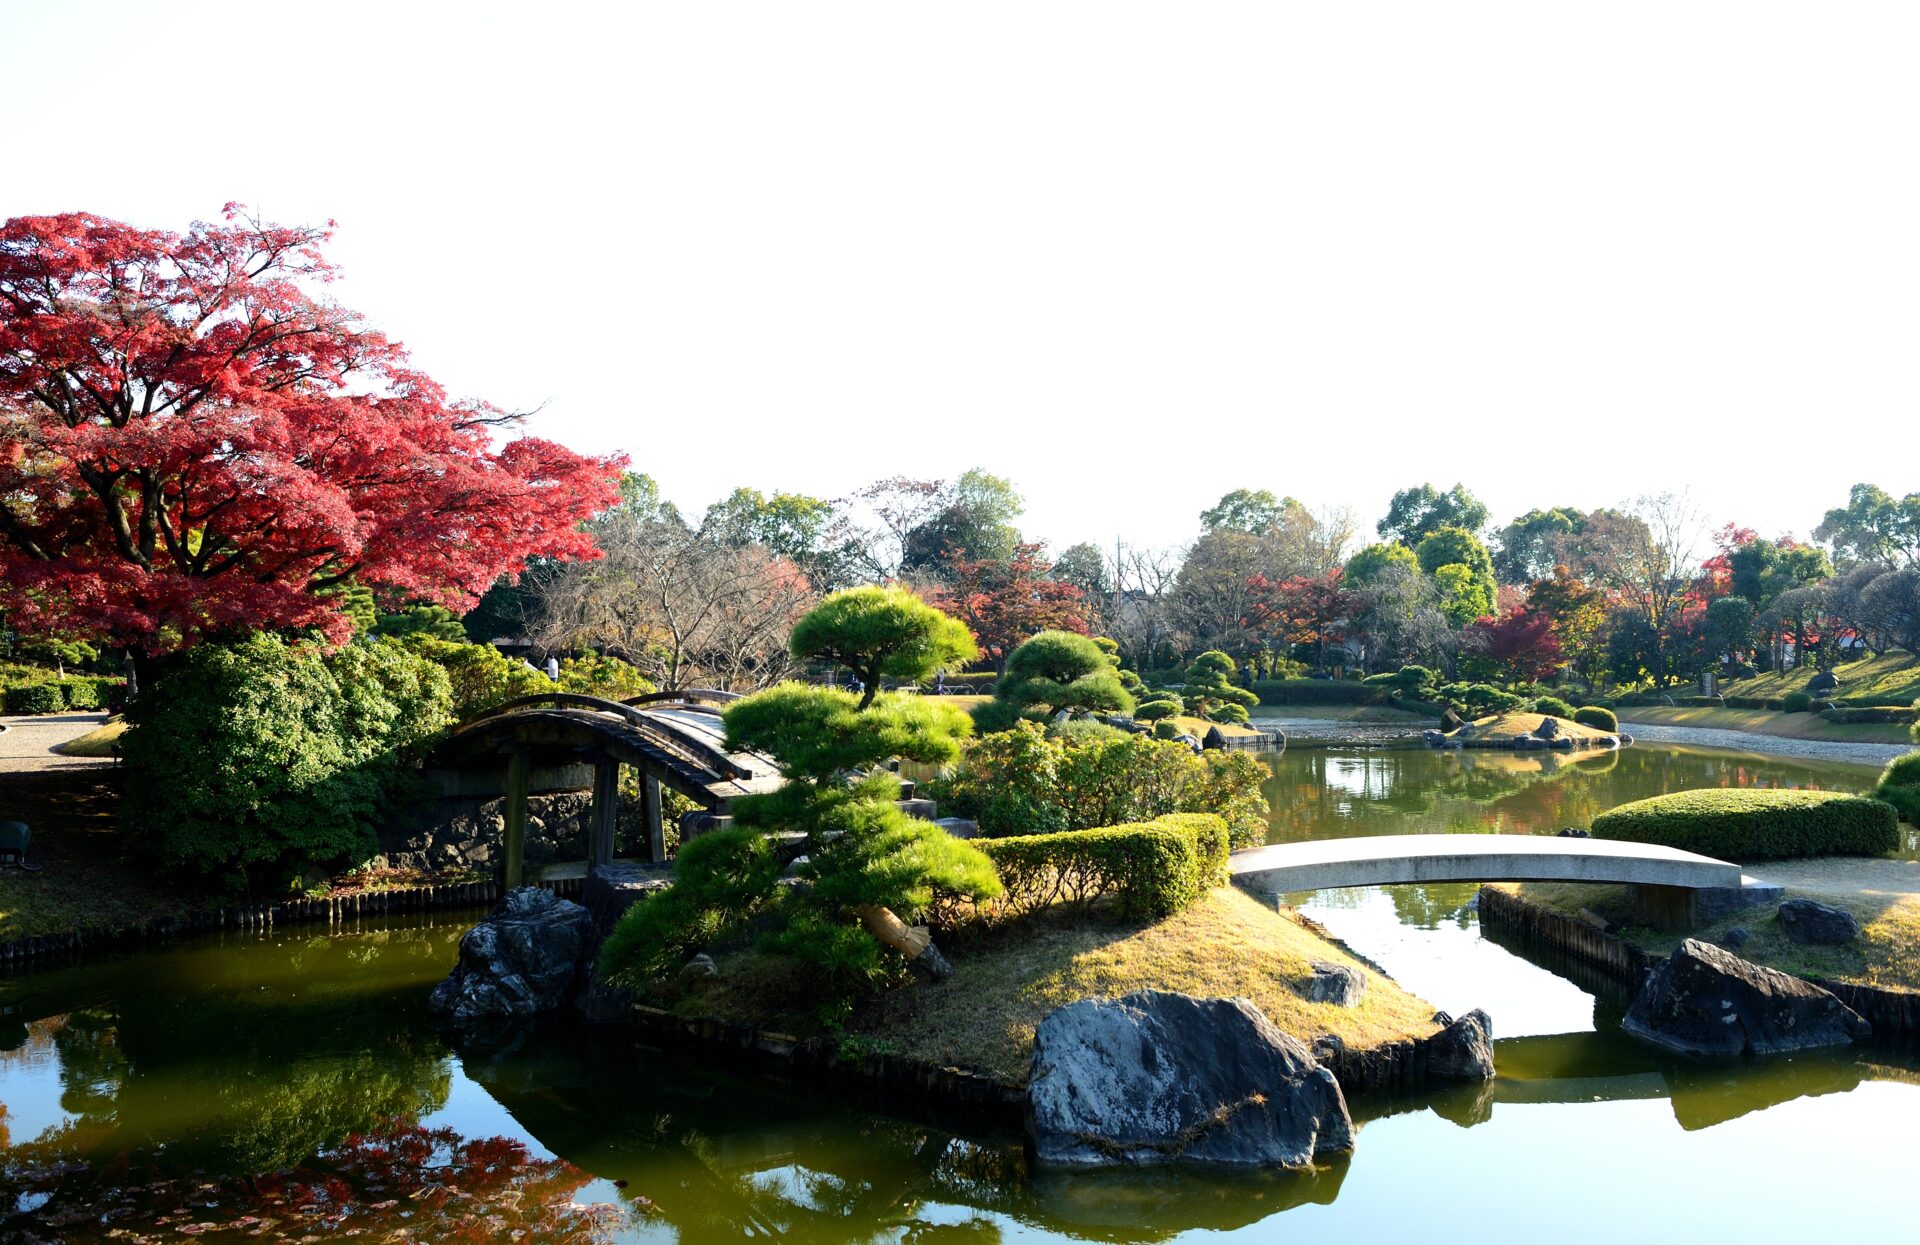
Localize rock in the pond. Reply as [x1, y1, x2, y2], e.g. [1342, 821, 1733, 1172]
[1776, 899, 1861, 946]
[1423, 1009, 1495, 1081]
[1555, 827, 1590, 839]
[1028, 991, 1353, 1169]
[1302, 962, 1366, 1006]
[429, 888, 594, 1021]
[1621, 939, 1869, 1056]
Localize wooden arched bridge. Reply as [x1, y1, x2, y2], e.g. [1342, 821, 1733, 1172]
[431, 689, 785, 887]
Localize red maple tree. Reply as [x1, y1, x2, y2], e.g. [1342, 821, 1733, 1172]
[1466, 606, 1564, 683]
[0, 206, 621, 660]
[1246, 570, 1358, 667]
[925, 543, 1088, 673]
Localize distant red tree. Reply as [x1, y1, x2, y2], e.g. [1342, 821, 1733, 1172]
[925, 543, 1087, 673]
[0, 206, 622, 660]
[1246, 570, 1358, 668]
[1466, 606, 1564, 684]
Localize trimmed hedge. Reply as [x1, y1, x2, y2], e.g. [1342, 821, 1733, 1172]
[3, 683, 64, 715]
[1781, 692, 1814, 713]
[977, 812, 1231, 919]
[1133, 699, 1180, 721]
[1250, 679, 1389, 706]
[1532, 696, 1576, 719]
[1591, 789, 1900, 861]
[1875, 752, 1920, 823]
[1573, 705, 1618, 732]
[1821, 706, 1918, 725]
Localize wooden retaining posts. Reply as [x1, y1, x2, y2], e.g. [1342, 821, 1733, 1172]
[0, 874, 587, 971]
[1475, 884, 1920, 1044]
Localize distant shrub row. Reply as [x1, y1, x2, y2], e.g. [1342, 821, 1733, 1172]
[2, 675, 126, 715]
[1591, 789, 1899, 861]
[1821, 706, 1918, 725]
[977, 813, 1230, 920]
[1249, 679, 1390, 706]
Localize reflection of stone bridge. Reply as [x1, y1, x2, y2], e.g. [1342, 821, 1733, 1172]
[426, 690, 785, 886]
[1231, 834, 1776, 929]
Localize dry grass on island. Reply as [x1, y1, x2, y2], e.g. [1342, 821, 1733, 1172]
[668, 885, 1442, 1085]
[1448, 711, 1619, 746]
[1499, 878, 1920, 994]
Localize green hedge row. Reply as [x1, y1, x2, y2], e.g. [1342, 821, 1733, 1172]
[1249, 679, 1389, 706]
[1875, 752, 1920, 822]
[1591, 789, 1899, 861]
[1821, 706, 1918, 725]
[2, 676, 126, 715]
[977, 812, 1231, 919]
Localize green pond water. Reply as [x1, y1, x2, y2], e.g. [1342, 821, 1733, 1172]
[4, 742, 1917, 1242]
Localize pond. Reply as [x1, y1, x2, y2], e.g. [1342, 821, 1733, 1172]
[2, 742, 1916, 1242]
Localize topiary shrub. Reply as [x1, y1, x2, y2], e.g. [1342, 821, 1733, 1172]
[1590, 789, 1899, 861]
[1781, 691, 1813, 714]
[995, 630, 1134, 720]
[1573, 705, 1618, 733]
[1152, 720, 1181, 741]
[1874, 751, 1920, 823]
[1133, 698, 1181, 721]
[1249, 679, 1390, 706]
[1532, 696, 1576, 719]
[1209, 702, 1251, 724]
[1151, 812, 1231, 884]
[4, 682, 64, 715]
[977, 821, 1202, 919]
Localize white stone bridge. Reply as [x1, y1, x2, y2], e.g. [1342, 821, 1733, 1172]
[1230, 833, 1777, 929]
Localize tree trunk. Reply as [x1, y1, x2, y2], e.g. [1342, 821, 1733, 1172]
[857, 904, 952, 979]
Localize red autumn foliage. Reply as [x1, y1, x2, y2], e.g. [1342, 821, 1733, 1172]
[925, 543, 1088, 671]
[1466, 606, 1564, 683]
[0, 206, 622, 654]
[1245, 570, 1358, 660]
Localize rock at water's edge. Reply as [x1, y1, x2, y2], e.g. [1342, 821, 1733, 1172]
[1028, 991, 1353, 1170]
[1621, 938, 1869, 1056]
[1424, 1009, 1496, 1081]
[429, 887, 594, 1021]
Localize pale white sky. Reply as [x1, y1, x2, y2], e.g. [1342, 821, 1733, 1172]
[7, 2, 1915, 555]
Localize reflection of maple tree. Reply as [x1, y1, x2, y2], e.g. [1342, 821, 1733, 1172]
[0, 1120, 637, 1243]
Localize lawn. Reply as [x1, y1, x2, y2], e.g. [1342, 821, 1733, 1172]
[661, 885, 1441, 1084]
[51, 718, 127, 757]
[1618, 704, 1912, 744]
[1720, 653, 1920, 705]
[1500, 879, 1920, 994]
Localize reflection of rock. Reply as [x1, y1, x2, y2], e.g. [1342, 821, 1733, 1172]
[1776, 899, 1861, 946]
[1029, 1162, 1347, 1237]
[1665, 1048, 1869, 1131]
[1302, 962, 1366, 1006]
[1425, 1009, 1496, 1081]
[1622, 939, 1870, 1055]
[1028, 991, 1353, 1169]
[429, 888, 594, 1021]
[1425, 1076, 1496, 1128]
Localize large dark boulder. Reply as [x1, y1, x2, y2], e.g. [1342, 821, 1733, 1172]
[1621, 939, 1869, 1056]
[429, 887, 594, 1021]
[1424, 1009, 1496, 1081]
[1776, 899, 1861, 946]
[1028, 991, 1353, 1169]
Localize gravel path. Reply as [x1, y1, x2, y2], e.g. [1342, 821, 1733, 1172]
[0, 713, 115, 773]
[1617, 721, 1908, 770]
[1755, 855, 1920, 899]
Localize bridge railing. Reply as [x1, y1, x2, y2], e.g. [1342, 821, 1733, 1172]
[449, 691, 757, 781]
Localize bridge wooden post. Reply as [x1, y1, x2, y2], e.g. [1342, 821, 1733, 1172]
[590, 758, 620, 868]
[642, 773, 666, 863]
[503, 749, 530, 889]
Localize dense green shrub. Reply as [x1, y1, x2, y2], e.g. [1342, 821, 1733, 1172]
[1435, 682, 1525, 718]
[599, 828, 784, 985]
[60, 678, 102, 710]
[1152, 720, 1181, 741]
[1133, 698, 1181, 721]
[1249, 679, 1389, 706]
[405, 637, 552, 718]
[1151, 812, 1231, 884]
[1050, 717, 1126, 744]
[1210, 702, 1251, 724]
[1591, 789, 1899, 861]
[1573, 705, 1618, 732]
[995, 630, 1134, 719]
[556, 653, 656, 700]
[978, 820, 1203, 919]
[4, 682, 64, 715]
[122, 635, 453, 885]
[1182, 651, 1258, 722]
[927, 720, 1270, 847]
[1532, 696, 1576, 718]
[1781, 691, 1814, 714]
[1873, 751, 1920, 823]
[1821, 706, 1918, 725]
[1832, 695, 1920, 708]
